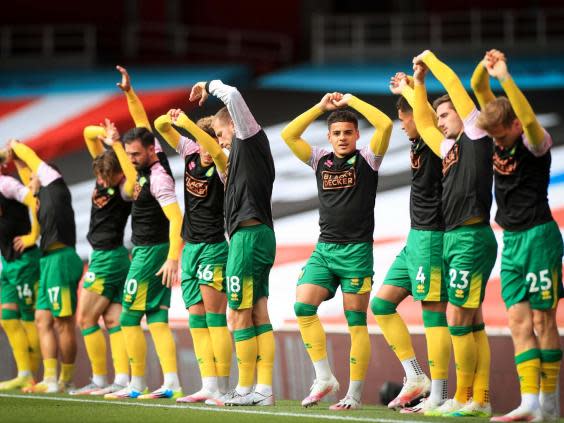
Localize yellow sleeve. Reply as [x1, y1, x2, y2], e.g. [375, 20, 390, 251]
[280, 105, 322, 163]
[162, 202, 183, 260]
[400, 85, 436, 121]
[11, 143, 42, 173]
[154, 115, 181, 150]
[175, 113, 228, 174]
[124, 88, 151, 129]
[501, 75, 545, 146]
[20, 191, 40, 248]
[414, 84, 444, 157]
[348, 96, 392, 156]
[422, 51, 476, 119]
[111, 142, 137, 198]
[14, 161, 32, 186]
[83, 126, 106, 159]
[470, 62, 496, 110]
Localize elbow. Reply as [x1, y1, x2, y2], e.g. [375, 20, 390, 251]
[154, 115, 170, 132]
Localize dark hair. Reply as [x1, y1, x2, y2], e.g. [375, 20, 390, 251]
[122, 127, 155, 147]
[92, 149, 121, 182]
[396, 96, 412, 113]
[327, 110, 358, 129]
[432, 94, 453, 111]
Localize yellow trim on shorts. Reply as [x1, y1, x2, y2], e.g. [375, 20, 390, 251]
[59, 286, 72, 317]
[130, 280, 148, 311]
[426, 266, 442, 302]
[465, 272, 483, 309]
[358, 276, 372, 294]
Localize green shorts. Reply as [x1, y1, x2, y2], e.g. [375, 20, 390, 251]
[83, 246, 130, 304]
[501, 220, 563, 310]
[122, 243, 170, 312]
[383, 229, 446, 302]
[443, 224, 497, 308]
[0, 247, 40, 316]
[181, 240, 228, 309]
[36, 247, 84, 317]
[226, 224, 276, 310]
[298, 242, 374, 300]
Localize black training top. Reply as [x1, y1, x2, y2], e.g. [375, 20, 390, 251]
[409, 138, 444, 231]
[493, 134, 553, 231]
[224, 129, 275, 237]
[87, 181, 132, 250]
[310, 146, 379, 243]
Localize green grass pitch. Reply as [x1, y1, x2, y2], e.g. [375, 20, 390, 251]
[0, 391, 504, 423]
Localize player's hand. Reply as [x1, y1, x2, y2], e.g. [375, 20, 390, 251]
[389, 72, 409, 95]
[189, 82, 209, 106]
[485, 49, 509, 80]
[116, 65, 131, 92]
[98, 118, 120, 146]
[167, 108, 183, 124]
[156, 259, 178, 288]
[318, 92, 341, 111]
[413, 50, 431, 65]
[332, 93, 352, 108]
[13, 236, 26, 253]
[412, 63, 428, 84]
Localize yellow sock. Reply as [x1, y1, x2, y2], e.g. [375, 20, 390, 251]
[515, 349, 541, 395]
[122, 325, 146, 377]
[423, 310, 451, 380]
[43, 358, 58, 379]
[256, 324, 275, 386]
[22, 321, 41, 374]
[540, 349, 562, 394]
[189, 315, 216, 378]
[148, 322, 178, 374]
[59, 363, 75, 384]
[207, 312, 232, 377]
[372, 298, 416, 361]
[347, 317, 371, 381]
[233, 327, 257, 388]
[450, 326, 476, 404]
[82, 325, 107, 377]
[108, 326, 129, 376]
[374, 312, 415, 361]
[1, 317, 31, 373]
[472, 326, 490, 404]
[296, 314, 327, 362]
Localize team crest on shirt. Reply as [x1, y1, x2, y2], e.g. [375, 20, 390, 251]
[442, 142, 459, 176]
[132, 176, 147, 201]
[493, 146, 518, 175]
[185, 173, 209, 198]
[322, 169, 356, 190]
[92, 186, 114, 209]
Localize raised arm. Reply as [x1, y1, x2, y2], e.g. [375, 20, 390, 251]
[83, 125, 106, 159]
[116, 65, 151, 130]
[486, 50, 545, 147]
[470, 56, 496, 110]
[154, 114, 182, 150]
[99, 118, 137, 198]
[414, 50, 476, 120]
[280, 95, 335, 163]
[9, 141, 42, 173]
[337, 94, 393, 156]
[390, 72, 436, 120]
[189, 80, 261, 140]
[173, 112, 228, 174]
[412, 65, 444, 157]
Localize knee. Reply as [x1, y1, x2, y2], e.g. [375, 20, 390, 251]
[77, 312, 96, 331]
[509, 310, 534, 338]
[35, 312, 52, 331]
[370, 297, 397, 316]
[533, 311, 556, 339]
[294, 302, 318, 317]
[103, 314, 119, 329]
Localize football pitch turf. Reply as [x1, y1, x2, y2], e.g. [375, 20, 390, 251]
[0, 392, 499, 423]
[2, 392, 563, 423]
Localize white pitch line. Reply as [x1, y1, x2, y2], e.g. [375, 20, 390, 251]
[0, 393, 421, 423]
